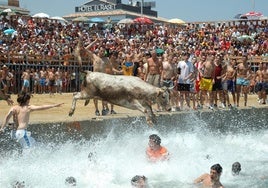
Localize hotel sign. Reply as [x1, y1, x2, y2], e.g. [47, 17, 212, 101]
[76, 3, 116, 12]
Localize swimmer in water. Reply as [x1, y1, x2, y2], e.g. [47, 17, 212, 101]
[146, 134, 169, 162]
[194, 163, 224, 188]
[131, 175, 148, 188]
[65, 176, 77, 186]
[12, 181, 25, 188]
[232, 162, 241, 176]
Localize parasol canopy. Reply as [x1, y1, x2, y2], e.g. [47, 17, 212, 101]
[133, 17, 153, 24]
[117, 18, 134, 25]
[90, 17, 105, 23]
[4, 28, 16, 35]
[50, 16, 68, 23]
[0, 8, 18, 16]
[32, 12, 50, 18]
[240, 11, 263, 19]
[156, 48, 165, 54]
[168, 18, 185, 24]
[236, 35, 254, 42]
[72, 16, 89, 22]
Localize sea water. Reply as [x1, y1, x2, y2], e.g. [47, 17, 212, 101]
[0, 109, 268, 188]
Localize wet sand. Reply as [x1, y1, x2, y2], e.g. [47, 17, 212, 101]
[0, 93, 266, 124]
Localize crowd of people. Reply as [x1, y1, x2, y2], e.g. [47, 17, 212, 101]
[0, 14, 267, 188]
[0, 15, 267, 113]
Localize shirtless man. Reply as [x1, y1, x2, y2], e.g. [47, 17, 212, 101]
[145, 49, 163, 87]
[145, 49, 163, 111]
[122, 50, 135, 76]
[39, 67, 47, 94]
[199, 54, 215, 109]
[55, 68, 63, 94]
[103, 51, 123, 114]
[137, 60, 146, 81]
[109, 51, 123, 75]
[21, 69, 30, 92]
[48, 67, 56, 96]
[236, 55, 252, 107]
[161, 54, 177, 110]
[0, 92, 63, 148]
[223, 59, 237, 108]
[259, 63, 268, 104]
[194, 164, 224, 188]
[1, 65, 13, 94]
[82, 38, 111, 116]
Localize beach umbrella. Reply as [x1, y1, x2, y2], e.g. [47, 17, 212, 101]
[50, 16, 68, 23]
[236, 35, 254, 42]
[156, 48, 164, 54]
[72, 16, 89, 22]
[117, 18, 134, 25]
[241, 11, 263, 19]
[168, 18, 185, 24]
[32, 12, 50, 18]
[2, 8, 16, 15]
[0, 8, 17, 16]
[3, 28, 15, 35]
[133, 17, 153, 24]
[90, 17, 105, 23]
[234, 13, 247, 19]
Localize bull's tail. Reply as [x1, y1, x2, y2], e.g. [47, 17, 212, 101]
[84, 99, 90, 106]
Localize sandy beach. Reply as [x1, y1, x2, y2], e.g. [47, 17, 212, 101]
[0, 93, 266, 124]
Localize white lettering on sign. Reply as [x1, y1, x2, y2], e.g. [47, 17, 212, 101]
[77, 4, 116, 12]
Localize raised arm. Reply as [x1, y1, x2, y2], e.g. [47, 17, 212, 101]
[29, 103, 64, 111]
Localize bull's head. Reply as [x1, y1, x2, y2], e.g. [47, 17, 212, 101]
[157, 87, 171, 112]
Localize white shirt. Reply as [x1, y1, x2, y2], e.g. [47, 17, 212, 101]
[177, 60, 194, 84]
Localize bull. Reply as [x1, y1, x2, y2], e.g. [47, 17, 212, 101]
[69, 71, 171, 126]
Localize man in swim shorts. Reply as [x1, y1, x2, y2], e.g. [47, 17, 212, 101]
[0, 92, 63, 149]
[21, 69, 30, 92]
[146, 134, 169, 162]
[235, 55, 252, 107]
[198, 54, 215, 109]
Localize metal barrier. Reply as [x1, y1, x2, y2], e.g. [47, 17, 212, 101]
[1, 63, 93, 95]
